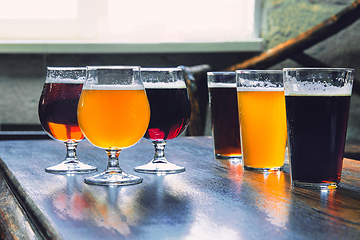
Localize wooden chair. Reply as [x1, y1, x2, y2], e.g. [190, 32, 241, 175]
[226, 0, 360, 93]
[179, 64, 211, 136]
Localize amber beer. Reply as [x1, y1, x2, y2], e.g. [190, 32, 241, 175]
[39, 81, 84, 142]
[236, 70, 286, 171]
[77, 85, 150, 149]
[208, 83, 242, 158]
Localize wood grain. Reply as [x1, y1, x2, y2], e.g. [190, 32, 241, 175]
[0, 137, 359, 239]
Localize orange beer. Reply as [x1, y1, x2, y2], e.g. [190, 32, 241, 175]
[48, 122, 84, 142]
[78, 85, 150, 149]
[237, 89, 287, 170]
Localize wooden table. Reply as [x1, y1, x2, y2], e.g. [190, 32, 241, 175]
[0, 137, 359, 240]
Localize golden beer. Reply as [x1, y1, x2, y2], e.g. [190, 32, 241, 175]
[78, 85, 150, 149]
[237, 89, 287, 170]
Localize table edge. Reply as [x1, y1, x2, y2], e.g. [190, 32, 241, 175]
[0, 156, 62, 240]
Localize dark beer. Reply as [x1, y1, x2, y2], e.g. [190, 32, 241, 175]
[144, 87, 191, 141]
[285, 95, 351, 184]
[39, 82, 84, 142]
[209, 85, 241, 158]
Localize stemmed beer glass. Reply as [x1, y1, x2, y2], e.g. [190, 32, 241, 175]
[134, 67, 191, 174]
[38, 67, 97, 174]
[77, 66, 150, 186]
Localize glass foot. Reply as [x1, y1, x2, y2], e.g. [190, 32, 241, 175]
[84, 170, 143, 186]
[134, 161, 185, 174]
[45, 160, 97, 174]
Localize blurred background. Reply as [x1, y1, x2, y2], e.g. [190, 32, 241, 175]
[0, 0, 359, 157]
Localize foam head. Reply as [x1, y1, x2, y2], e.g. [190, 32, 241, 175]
[283, 68, 354, 96]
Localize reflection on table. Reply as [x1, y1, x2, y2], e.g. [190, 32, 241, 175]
[0, 137, 359, 239]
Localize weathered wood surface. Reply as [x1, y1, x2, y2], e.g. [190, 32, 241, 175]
[226, 0, 360, 71]
[0, 137, 359, 239]
[0, 171, 38, 239]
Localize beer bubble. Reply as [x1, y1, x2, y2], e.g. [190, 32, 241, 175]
[284, 77, 352, 96]
[143, 81, 186, 89]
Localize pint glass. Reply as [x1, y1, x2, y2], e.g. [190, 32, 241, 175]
[236, 70, 287, 171]
[207, 72, 242, 160]
[284, 68, 354, 189]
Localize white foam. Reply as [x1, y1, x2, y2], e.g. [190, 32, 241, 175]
[208, 82, 236, 88]
[143, 81, 186, 89]
[45, 77, 85, 83]
[82, 84, 144, 90]
[284, 78, 352, 96]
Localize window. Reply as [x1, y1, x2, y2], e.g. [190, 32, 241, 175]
[0, 0, 262, 52]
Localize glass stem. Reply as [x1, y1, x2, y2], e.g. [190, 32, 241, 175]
[64, 141, 79, 163]
[105, 149, 123, 173]
[152, 141, 168, 164]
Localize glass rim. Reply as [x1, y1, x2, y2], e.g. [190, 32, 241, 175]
[236, 69, 282, 74]
[141, 67, 182, 72]
[86, 65, 141, 70]
[283, 67, 354, 72]
[207, 71, 235, 76]
[47, 67, 86, 71]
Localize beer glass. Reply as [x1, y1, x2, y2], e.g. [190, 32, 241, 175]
[236, 70, 287, 171]
[78, 66, 150, 186]
[284, 68, 354, 189]
[38, 67, 97, 174]
[134, 68, 191, 174]
[207, 72, 242, 160]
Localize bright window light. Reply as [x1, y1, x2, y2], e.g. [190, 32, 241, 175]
[0, 0, 77, 19]
[0, 0, 260, 44]
[107, 0, 258, 43]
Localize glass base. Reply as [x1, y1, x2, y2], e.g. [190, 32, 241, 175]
[134, 161, 185, 174]
[215, 154, 242, 161]
[84, 170, 143, 186]
[292, 180, 339, 190]
[243, 165, 283, 172]
[45, 160, 97, 175]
